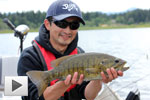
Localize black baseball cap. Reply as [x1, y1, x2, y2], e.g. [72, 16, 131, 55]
[46, 0, 85, 25]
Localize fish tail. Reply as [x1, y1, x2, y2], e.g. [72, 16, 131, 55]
[26, 71, 49, 96]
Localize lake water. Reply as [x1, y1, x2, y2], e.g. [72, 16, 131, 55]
[1, 28, 150, 100]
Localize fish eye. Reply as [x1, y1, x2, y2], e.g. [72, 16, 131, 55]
[115, 59, 119, 63]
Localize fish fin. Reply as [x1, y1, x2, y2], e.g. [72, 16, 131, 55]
[85, 68, 99, 74]
[51, 55, 75, 67]
[26, 71, 49, 96]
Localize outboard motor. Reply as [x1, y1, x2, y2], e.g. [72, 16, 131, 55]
[3, 18, 29, 52]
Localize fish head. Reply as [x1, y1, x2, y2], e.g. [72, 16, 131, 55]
[112, 58, 129, 71]
[98, 54, 129, 72]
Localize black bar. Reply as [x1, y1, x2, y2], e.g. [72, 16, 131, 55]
[3, 18, 15, 30]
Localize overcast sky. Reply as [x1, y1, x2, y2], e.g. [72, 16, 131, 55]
[0, 0, 150, 13]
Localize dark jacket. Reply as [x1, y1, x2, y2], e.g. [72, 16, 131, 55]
[17, 24, 89, 100]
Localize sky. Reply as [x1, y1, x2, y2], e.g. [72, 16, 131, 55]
[0, 0, 150, 13]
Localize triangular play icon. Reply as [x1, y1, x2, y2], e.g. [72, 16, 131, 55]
[12, 80, 22, 92]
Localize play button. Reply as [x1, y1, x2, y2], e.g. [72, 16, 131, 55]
[12, 80, 22, 92]
[4, 76, 28, 96]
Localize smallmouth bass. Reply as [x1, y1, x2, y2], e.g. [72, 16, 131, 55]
[26, 52, 129, 96]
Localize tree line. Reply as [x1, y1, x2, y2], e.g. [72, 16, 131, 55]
[0, 8, 150, 30]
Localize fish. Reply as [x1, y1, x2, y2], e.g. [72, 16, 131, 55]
[26, 52, 129, 96]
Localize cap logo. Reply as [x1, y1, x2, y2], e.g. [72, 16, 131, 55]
[62, 3, 78, 12]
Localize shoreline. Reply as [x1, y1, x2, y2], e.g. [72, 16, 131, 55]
[1, 24, 150, 34]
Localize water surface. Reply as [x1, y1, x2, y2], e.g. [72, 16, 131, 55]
[1, 28, 150, 99]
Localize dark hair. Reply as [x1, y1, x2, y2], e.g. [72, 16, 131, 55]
[47, 16, 53, 25]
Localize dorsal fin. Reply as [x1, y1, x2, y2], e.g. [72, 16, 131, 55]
[51, 55, 75, 67]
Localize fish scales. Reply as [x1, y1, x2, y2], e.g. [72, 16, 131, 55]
[27, 52, 129, 96]
[60, 55, 84, 78]
[58, 54, 101, 79]
[67, 54, 90, 75]
[87, 55, 100, 79]
[62, 55, 88, 77]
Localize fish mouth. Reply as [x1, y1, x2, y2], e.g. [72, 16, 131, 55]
[118, 61, 130, 71]
[123, 63, 130, 71]
[114, 61, 129, 71]
[120, 61, 126, 67]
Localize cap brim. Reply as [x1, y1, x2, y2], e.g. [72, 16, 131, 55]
[53, 14, 85, 25]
